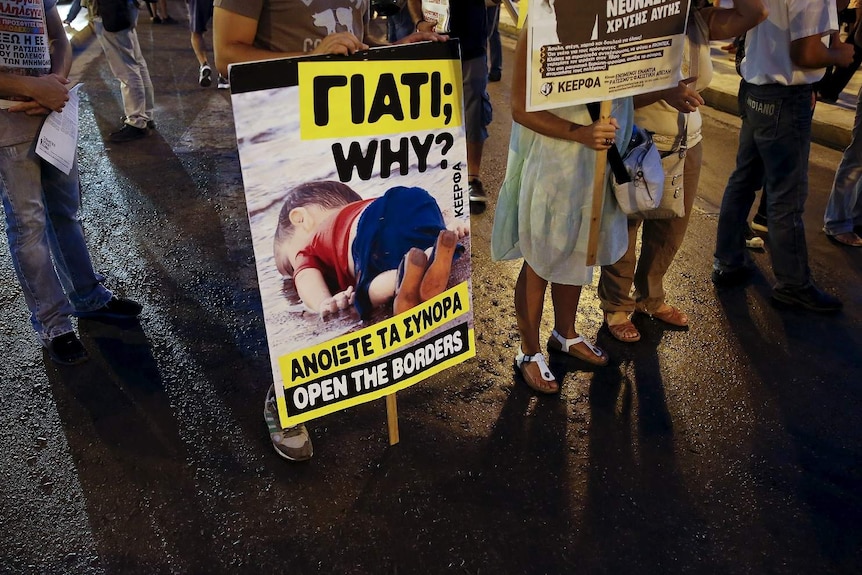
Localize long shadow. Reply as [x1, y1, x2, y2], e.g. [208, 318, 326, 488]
[715, 275, 862, 571]
[468, 372, 572, 573]
[45, 318, 225, 574]
[567, 320, 713, 572]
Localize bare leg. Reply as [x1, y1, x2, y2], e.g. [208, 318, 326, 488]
[191, 32, 208, 67]
[514, 262, 558, 392]
[550, 283, 606, 362]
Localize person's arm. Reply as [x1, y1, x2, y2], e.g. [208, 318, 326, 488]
[510, 27, 618, 150]
[1, 5, 70, 115]
[213, 7, 369, 76]
[293, 267, 344, 316]
[702, 0, 768, 40]
[791, 33, 855, 68]
[407, 0, 428, 32]
[633, 77, 704, 112]
[790, 0, 855, 68]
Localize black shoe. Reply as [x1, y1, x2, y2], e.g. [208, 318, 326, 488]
[74, 296, 143, 320]
[817, 92, 838, 104]
[162, 16, 177, 24]
[152, 15, 162, 24]
[469, 179, 487, 215]
[771, 283, 842, 313]
[711, 266, 754, 288]
[44, 332, 89, 366]
[109, 124, 148, 143]
[488, 70, 502, 82]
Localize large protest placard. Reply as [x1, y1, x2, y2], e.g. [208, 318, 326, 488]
[526, 0, 692, 111]
[229, 40, 475, 429]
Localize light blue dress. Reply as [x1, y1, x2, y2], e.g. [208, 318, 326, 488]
[491, 98, 634, 285]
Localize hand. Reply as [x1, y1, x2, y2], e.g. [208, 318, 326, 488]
[394, 31, 449, 44]
[313, 32, 368, 56]
[831, 41, 856, 68]
[578, 116, 621, 151]
[319, 286, 355, 317]
[6, 100, 53, 116]
[16, 74, 70, 113]
[663, 77, 704, 113]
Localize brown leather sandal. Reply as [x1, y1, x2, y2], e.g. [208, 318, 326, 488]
[637, 304, 689, 327]
[607, 321, 641, 343]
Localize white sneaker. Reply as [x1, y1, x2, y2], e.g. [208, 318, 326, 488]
[199, 64, 212, 88]
[217, 75, 230, 90]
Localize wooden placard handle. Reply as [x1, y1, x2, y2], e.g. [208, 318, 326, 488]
[386, 393, 399, 445]
[585, 99, 612, 266]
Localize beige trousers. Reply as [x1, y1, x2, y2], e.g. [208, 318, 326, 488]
[598, 142, 703, 314]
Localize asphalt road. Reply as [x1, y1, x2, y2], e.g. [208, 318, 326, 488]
[1, 11, 860, 575]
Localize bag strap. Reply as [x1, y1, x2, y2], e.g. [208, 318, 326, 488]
[587, 102, 631, 184]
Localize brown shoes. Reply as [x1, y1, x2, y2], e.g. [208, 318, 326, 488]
[604, 311, 641, 343]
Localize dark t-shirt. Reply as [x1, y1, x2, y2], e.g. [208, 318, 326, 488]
[447, 0, 487, 60]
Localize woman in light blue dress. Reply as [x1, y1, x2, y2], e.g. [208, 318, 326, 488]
[491, 25, 633, 394]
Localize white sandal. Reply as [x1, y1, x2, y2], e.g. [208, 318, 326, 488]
[514, 348, 559, 394]
[546, 329, 609, 366]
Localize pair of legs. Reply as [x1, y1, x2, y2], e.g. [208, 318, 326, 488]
[462, 55, 492, 212]
[514, 262, 606, 394]
[823, 83, 862, 245]
[373, 227, 466, 315]
[714, 81, 814, 290]
[93, 8, 155, 130]
[598, 143, 702, 340]
[0, 142, 112, 342]
[151, 0, 174, 21]
[187, 0, 222, 86]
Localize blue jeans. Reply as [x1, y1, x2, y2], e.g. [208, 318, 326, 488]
[714, 81, 814, 289]
[824, 84, 862, 235]
[386, 7, 413, 42]
[0, 141, 112, 341]
[486, 4, 502, 75]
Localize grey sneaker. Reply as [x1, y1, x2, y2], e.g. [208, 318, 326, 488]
[264, 384, 313, 461]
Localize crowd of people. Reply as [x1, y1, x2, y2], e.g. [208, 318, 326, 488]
[1, 0, 859, 464]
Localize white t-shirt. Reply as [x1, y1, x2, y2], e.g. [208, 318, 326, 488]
[741, 0, 838, 85]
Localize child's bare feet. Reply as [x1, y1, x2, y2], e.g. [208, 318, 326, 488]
[419, 230, 457, 302]
[393, 248, 427, 315]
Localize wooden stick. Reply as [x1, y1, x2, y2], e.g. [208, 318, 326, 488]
[386, 393, 400, 445]
[585, 99, 612, 266]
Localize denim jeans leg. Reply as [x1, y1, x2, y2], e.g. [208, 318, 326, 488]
[40, 158, 112, 312]
[824, 84, 862, 235]
[753, 84, 813, 289]
[0, 142, 75, 340]
[714, 82, 764, 271]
